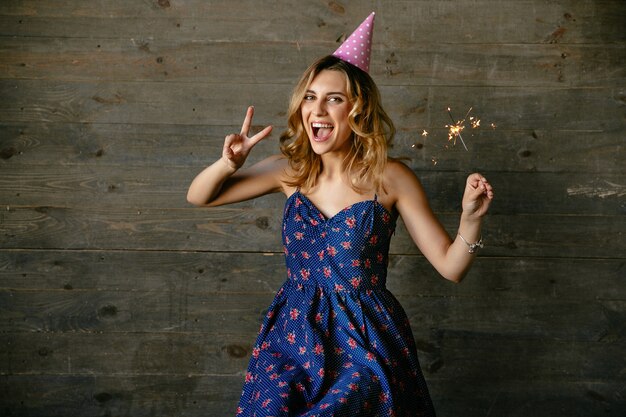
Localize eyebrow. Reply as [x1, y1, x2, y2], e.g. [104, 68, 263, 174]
[305, 89, 347, 97]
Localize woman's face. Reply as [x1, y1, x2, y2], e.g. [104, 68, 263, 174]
[301, 69, 353, 156]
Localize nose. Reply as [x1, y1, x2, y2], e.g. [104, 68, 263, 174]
[313, 100, 327, 116]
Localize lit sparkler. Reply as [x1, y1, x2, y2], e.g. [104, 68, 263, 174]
[446, 107, 469, 151]
[413, 106, 496, 165]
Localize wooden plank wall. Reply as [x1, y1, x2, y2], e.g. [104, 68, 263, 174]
[1, 0, 624, 416]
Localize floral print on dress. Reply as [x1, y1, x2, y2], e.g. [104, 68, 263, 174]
[236, 190, 436, 416]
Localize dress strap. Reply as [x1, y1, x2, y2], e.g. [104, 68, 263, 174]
[374, 193, 378, 202]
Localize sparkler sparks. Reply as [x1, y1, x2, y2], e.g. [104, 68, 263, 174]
[413, 106, 497, 165]
[446, 107, 473, 151]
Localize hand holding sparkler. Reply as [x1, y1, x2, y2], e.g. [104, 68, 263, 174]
[461, 173, 494, 219]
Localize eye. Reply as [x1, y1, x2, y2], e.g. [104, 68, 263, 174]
[303, 94, 315, 101]
[328, 96, 344, 103]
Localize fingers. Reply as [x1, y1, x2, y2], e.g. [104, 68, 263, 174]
[249, 125, 273, 146]
[240, 106, 254, 137]
[223, 134, 237, 159]
[467, 173, 494, 200]
[483, 181, 494, 200]
[478, 176, 494, 200]
[240, 106, 272, 144]
[466, 173, 484, 187]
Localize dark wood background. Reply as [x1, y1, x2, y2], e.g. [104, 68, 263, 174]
[1, 1, 624, 416]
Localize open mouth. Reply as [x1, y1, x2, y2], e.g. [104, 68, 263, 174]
[311, 122, 334, 141]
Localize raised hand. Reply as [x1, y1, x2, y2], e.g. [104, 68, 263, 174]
[222, 106, 273, 170]
[461, 173, 494, 219]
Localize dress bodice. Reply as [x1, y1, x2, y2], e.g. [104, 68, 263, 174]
[282, 190, 396, 292]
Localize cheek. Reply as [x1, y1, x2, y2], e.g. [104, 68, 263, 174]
[337, 110, 352, 130]
[299, 107, 309, 126]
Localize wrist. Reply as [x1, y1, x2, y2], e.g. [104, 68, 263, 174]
[458, 233, 483, 254]
[460, 210, 483, 225]
[458, 212, 483, 254]
[219, 156, 239, 174]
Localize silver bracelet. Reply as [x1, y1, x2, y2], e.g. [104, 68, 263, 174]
[458, 233, 483, 254]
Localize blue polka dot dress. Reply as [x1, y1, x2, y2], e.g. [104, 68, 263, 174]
[235, 190, 436, 416]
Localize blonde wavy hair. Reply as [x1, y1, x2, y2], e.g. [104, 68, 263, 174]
[280, 55, 395, 193]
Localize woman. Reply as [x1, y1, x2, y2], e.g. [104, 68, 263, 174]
[188, 14, 493, 417]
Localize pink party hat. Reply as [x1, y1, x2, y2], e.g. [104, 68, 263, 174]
[332, 12, 375, 73]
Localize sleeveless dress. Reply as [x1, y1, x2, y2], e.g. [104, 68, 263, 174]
[235, 191, 436, 417]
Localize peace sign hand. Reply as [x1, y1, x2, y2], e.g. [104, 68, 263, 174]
[222, 106, 273, 171]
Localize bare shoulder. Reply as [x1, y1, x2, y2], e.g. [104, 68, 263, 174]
[383, 159, 424, 193]
[381, 159, 428, 210]
[384, 158, 413, 177]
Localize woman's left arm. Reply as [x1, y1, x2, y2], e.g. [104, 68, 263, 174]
[390, 163, 494, 283]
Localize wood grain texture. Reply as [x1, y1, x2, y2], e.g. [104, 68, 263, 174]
[1, 80, 624, 131]
[3, 331, 624, 382]
[1, 250, 623, 299]
[2, 122, 624, 173]
[1, 0, 624, 44]
[0, 375, 624, 417]
[2, 206, 625, 257]
[1, 289, 623, 341]
[1, 0, 624, 416]
[2, 37, 624, 87]
[1, 165, 624, 215]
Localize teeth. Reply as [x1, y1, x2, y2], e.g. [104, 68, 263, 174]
[312, 122, 333, 128]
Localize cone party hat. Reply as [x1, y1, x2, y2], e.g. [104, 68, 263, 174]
[332, 12, 375, 73]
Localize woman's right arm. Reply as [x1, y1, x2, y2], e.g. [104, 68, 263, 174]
[186, 106, 282, 207]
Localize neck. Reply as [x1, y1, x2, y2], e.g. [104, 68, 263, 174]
[318, 152, 348, 181]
